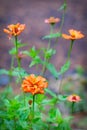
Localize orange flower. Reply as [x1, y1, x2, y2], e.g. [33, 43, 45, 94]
[3, 23, 25, 38]
[22, 74, 48, 95]
[45, 17, 60, 25]
[67, 94, 81, 102]
[62, 29, 84, 40]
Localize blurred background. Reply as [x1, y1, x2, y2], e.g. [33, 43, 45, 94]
[0, 0, 87, 71]
[0, 0, 87, 129]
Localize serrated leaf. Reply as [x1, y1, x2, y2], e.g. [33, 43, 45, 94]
[42, 32, 62, 39]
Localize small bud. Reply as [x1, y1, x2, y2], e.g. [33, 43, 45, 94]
[28, 100, 33, 105]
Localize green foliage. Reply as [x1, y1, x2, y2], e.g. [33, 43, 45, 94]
[58, 3, 67, 11]
[42, 32, 62, 39]
[46, 63, 59, 78]
[0, 69, 9, 75]
[9, 47, 17, 55]
[59, 60, 71, 75]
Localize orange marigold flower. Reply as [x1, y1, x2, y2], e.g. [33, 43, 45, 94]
[3, 23, 25, 38]
[22, 74, 48, 95]
[45, 17, 60, 25]
[67, 94, 81, 102]
[62, 29, 84, 40]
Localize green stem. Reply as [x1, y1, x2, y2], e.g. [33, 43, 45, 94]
[41, 25, 54, 75]
[33, 95, 35, 113]
[58, 40, 74, 93]
[59, 0, 67, 33]
[15, 36, 21, 69]
[15, 36, 23, 83]
[14, 116, 16, 130]
[72, 102, 75, 114]
[24, 92, 26, 106]
[9, 56, 14, 83]
[67, 40, 74, 60]
[55, 0, 67, 44]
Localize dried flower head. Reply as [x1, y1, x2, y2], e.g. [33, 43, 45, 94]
[45, 17, 60, 25]
[3, 23, 25, 38]
[67, 94, 81, 102]
[22, 74, 48, 95]
[62, 29, 84, 40]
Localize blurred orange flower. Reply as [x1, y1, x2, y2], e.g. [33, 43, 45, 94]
[67, 94, 81, 102]
[22, 74, 48, 95]
[45, 17, 60, 25]
[3, 23, 25, 38]
[62, 29, 84, 40]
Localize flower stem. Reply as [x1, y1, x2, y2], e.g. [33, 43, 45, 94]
[15, 36, 21, 69]
[72, 102, 75, 114]
[32, 95, 35, 113]
[67, 40, 74, 60]
[41, 25, 54, 75]
[59, 0, 67, 33]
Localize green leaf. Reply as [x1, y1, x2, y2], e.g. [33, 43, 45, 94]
[9, 47, 16, 55]
[46, 63, 59, 79]
[4, 99, 10, 107]
[42, 99, 56, 105]
[48, 108, 62, 123]
[36, 94, 45, 104]
[58, 3, 67, 11]
[29, 46, 40, 58]
[57, 121, 71, 130]
[45, 49, 56, 58]
[29, 56, 41, 67]
[0, 69, 9, 75]
[58, 95, 67, 101]
[59, 60, 71, 75]
[17, 42, 27, 48]
[45, 88, 57, 98]
[42, 32, 62, 39]
[22, 50, 30, 56]
[56, 109, 63, 123]
[12, 67, 28, 78]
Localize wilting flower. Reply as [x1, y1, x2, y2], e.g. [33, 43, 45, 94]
[3, 23, 25, 38]
[45, 17, 60, 25]
[67, 94, 81, 102]
[22, 74, 48, 95]
[18, 51, 26, 60]
[62, 29, 84, 40]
